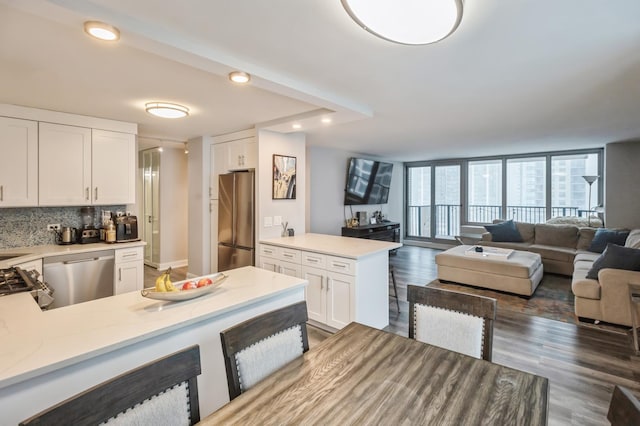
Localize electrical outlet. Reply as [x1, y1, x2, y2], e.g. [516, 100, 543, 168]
[264, 216, 273, 227]
[47, 224, 60, 231]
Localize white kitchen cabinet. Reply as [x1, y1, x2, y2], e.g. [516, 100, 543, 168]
[228, 137, 256, 170]
[92, 130, 135, 205]
[258, 244, 302, 277]
[260, 243, 357, 330]
[38, 123, 135, 206]
[38, 123, 92, 206]
[211, 137, 257, 185]
[325, 271, 353, 329]
[0, 117, 38, 207]
[114, 246, 144, 294]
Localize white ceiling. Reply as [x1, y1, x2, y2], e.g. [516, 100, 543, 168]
[1, 0, 639, 161]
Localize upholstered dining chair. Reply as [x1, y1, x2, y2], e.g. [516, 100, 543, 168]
[20, 345, 202, 426]
[220, 301, 309, 400]
[607, 385, 640, 426]
[407, 285, 497, 361]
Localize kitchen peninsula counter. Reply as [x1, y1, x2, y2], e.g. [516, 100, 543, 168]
[0, 240, 146, 269]
[259, 233, 400, 332]
[0, 266, 307, 424]
[260, 232, 401, 258]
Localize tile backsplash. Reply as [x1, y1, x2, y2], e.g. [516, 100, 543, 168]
[0, 205, 125, 249]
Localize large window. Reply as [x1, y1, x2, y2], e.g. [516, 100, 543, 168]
[468, 159, 502, 223]
[506, 157, 546, 223]
[406, 149, 602, 241]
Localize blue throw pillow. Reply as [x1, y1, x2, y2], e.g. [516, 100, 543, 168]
[484, 220, 523, 243]
[587, 228, 630, 253]
[586, 243, 640, 280]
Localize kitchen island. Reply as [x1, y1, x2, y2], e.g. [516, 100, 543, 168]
[0, 266, 306, 425]
[259, 233, 401, 331]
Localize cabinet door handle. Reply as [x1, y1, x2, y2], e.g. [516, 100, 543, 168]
[118, 267, 122, 281]
[320, 276, 323, 290]
[0, 185, 3, 201]
[86, 187, 90, 201]
[326, 277, 330, 291]
[308, 257, 319, 263]
[94, 187, 98, 201]
[122, 253, 137, 258]
[283, 253, 294, 258]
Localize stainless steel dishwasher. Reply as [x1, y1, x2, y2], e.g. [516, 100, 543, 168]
[43, 250, 115, 309]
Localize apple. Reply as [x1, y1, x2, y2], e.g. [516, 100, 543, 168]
[182, 281, 197, 290]
[197, 277, 213, 287]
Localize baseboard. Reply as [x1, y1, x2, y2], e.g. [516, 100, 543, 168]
[156, 259, 188, 271]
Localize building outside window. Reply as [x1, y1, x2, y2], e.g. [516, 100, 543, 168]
[405, 149, 602, 242]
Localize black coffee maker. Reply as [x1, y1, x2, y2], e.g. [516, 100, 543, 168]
[113, 213, 139, 242]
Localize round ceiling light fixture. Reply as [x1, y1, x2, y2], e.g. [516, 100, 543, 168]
[341, 0, 463, 45]
[84, 21, 120, 41]
[228, 71, 251, 84]
[145, 102, 190, 119]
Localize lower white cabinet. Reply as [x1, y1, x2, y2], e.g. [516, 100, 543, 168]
[260, 244, 358, 330]
[114, 246, 144, 294]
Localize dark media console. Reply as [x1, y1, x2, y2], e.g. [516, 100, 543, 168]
[341, 222, 400, 247]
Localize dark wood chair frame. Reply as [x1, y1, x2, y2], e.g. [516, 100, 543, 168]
[220, 301, 309, 400]
[20, 345, 201, 426]
[608, 385, 640, 426]
[407, 285, 497, 361]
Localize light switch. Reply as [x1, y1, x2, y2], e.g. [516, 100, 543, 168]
[274, 216, 282, 226]
[264, 216, 273, 227]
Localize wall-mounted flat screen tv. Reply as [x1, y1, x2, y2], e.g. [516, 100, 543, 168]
[344, 157, 393, 205]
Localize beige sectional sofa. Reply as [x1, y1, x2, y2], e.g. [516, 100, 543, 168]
[480, 222, 640, 326]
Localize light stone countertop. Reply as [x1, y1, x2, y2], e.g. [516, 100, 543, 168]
[0, 241, 146, 269]
[0, 265, 307, 390]
[260, 233, 402, 259]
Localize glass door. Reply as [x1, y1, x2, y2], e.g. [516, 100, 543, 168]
[142, 149, 161, 266]
[434, 164, 461, 239]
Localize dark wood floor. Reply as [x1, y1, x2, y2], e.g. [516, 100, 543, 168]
[145, 248, 640, 425]
[388, 245, 640, 426]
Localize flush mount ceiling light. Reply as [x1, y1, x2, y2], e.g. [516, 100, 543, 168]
[228, 71, 251, 84]
[145, 102, 189, 119]
[341, 0, 463, 45]
[84, 21, 120, 41]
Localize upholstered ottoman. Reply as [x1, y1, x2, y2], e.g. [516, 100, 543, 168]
[435, 245, 544, 296]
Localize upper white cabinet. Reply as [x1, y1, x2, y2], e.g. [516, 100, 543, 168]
[38, 124, 135, 206]
[92, 129, 135, 205]
[0, 117, 38, 207]
[210, 129, 256, 199]
[38, 123, 92, 206]
[228, 137, 256, 170]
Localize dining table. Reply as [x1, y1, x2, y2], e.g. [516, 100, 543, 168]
[201, 322, 549, 425]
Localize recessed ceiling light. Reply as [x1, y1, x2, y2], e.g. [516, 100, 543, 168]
[145, 102, 189, 119]
[229, 71, 251, 84]
[292, 124, 302, 130]
[321, 117, 332, 124]
[84, 21, 120, 41]
[341, 0, 463, 45]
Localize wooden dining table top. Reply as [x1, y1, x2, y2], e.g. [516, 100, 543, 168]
[201, 322, 549, 425]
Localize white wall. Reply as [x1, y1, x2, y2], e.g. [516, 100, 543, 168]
[604, 140, 640, 229]
[307, 146, 404, 237]
[258, 130, 306, 239]
[187, 136, 212, 276]
[159, 147, 189, 268]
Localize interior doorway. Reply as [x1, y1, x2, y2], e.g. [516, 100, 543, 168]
[142, 149, 161, 267]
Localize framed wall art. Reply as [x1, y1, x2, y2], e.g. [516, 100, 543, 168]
[272, 154, 297, 200]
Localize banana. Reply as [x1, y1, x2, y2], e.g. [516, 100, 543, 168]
[164, 267, 177, 292]
[155, 273, 167, 292]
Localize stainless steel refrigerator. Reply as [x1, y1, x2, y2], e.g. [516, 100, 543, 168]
[218, 170, 255, 271]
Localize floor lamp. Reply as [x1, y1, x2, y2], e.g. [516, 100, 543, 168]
[582, 175, 598, 227]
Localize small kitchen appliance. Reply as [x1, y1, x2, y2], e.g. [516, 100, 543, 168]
[56, 227, 78, 245]
[78, 206, 100, 244]
[113, 213, 139, 242]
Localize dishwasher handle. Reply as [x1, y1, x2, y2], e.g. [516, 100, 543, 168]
[63, 257, 100, 264]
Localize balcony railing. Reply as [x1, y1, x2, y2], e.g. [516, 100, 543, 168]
[407, 205, 580, 238]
